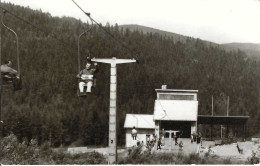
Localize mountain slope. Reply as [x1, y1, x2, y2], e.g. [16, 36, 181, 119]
[120, 24, 260, 60]
[120, 24, 188, 43]
[119, 24, 218, 47]
[221, 43, 260, 60]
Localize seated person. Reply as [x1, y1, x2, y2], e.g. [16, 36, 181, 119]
[1, 60, 18, 82]
[77, 60, 98, 94]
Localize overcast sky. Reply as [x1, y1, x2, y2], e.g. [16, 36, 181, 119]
[2, 0, 260, 44]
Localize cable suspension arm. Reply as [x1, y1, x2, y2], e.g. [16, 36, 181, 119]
[1, 10, 20, 76]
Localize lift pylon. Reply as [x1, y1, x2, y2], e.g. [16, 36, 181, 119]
[91, 57, 136, 164]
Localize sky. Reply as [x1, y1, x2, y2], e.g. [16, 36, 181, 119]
[2, 0, 260, 44]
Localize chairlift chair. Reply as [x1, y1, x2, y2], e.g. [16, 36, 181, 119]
[76, 18, 95, 97]
[1, 11, 22, 91]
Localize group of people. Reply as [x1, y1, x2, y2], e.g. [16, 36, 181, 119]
[156, 129, 185, 151]
[191, 131, 202, 144]
[146, 134, 158, 150]
[131, 128, 205, 152]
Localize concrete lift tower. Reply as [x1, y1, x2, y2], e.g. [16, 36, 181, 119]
[91, 57, 136, 164]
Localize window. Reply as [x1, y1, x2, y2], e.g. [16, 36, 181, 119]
[159, 94, 194, 100]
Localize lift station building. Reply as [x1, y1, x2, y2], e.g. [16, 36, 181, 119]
[124, 85, 199, 147]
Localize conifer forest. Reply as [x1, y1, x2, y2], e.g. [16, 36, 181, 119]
[1, 3, 260, 147]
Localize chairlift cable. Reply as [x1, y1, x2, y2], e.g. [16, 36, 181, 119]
[71, 0, 167, 114]
[0, 6, 77, 56]
[71, 0, 135, 59]
[1, 4, 167, 115]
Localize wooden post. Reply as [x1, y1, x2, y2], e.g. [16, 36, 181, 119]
[226, 124, 229, 138]
[168, 130, 172, 151]
[212, 96, 214, 116]
[91, 57, 136, 164]
[243, 124, 246, 141]
[210, 122, 213, 141]
[227, 96, 229, 116]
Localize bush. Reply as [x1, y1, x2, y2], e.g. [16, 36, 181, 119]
[184, 153, 200, 164]
[223, 158, 232, 164]
[118, 146, 152, 164]
[1, 134, 107, 164]
[69, 138, 84, 147]
[1, 133, 40, 164]
[118, 146, 239, 164]
[247, 151, 260, 164]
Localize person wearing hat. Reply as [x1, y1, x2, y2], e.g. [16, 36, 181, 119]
[77, 58, 98, 95]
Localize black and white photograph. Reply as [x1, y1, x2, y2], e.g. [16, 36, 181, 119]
[0, 0, 260, 164]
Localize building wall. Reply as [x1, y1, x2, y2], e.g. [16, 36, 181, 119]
[125, 128, 154, 147]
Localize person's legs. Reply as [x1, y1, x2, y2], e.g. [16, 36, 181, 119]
[86, 81, 93, 92]
[79, 82, 85, 92]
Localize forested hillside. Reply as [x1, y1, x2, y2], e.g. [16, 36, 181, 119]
[120, 24, 218, 46]
[1, 3, 260, 147]
[221, 43, 260, 60]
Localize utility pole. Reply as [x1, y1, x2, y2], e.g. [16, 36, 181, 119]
[91, 57, 136, 164]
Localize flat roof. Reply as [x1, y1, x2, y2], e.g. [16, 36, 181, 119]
[198, 115, 249, 125]
[155, 89, 199, 93]
[124, 114, 155, 129]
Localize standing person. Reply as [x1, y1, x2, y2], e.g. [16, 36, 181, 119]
[141, 141, 144, 147]
[179, 141, 183, 151]
[157, 137, 162, 150]
[197, 132, 202, 144]
[151, 134, 157, 147]
[160, 128, 166, 146]
[174, 134, 178, 146]
[146, 135, 150, 146]
[193, 132, 197, 143]
[131, 126, 137, 140]
[77, 60, 98, 94]
[191, 134, 194, 144]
